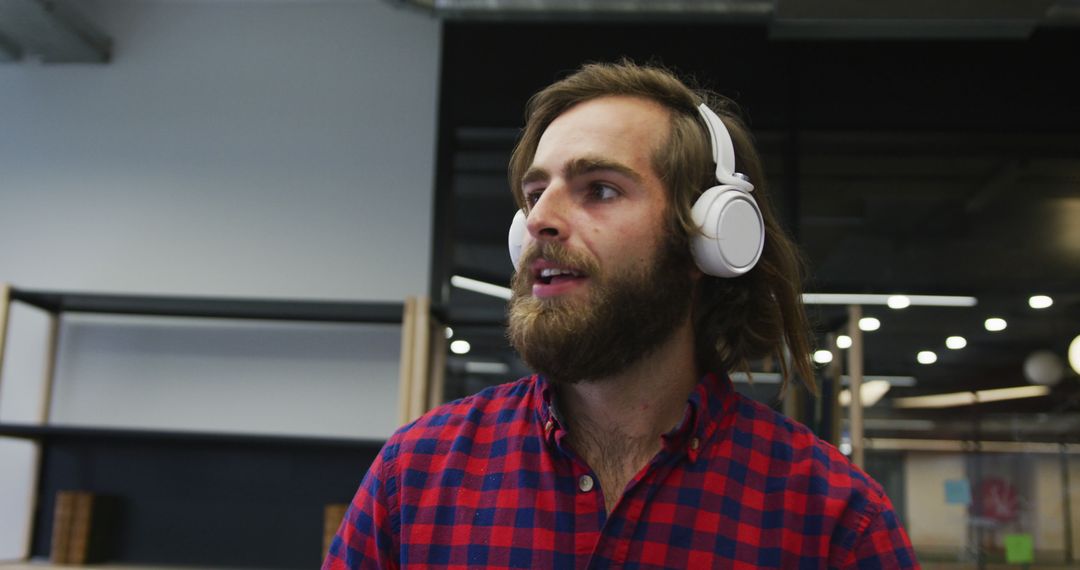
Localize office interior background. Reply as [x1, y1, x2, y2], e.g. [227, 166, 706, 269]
[0, 0, 1078, 568]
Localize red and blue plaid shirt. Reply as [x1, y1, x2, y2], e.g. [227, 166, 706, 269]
[324, 373, 917, 569]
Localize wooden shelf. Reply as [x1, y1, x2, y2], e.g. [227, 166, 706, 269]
[0, 561, 265, 570]
[0, 423, 384, 450]
[0, 284, 431, 568]
[9, 288, 404, 324]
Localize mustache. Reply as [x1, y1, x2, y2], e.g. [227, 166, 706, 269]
[517, 241, 600, 277]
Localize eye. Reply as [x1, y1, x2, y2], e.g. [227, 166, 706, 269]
[589, 182, 619, 201]
[524, 188, 544, 207]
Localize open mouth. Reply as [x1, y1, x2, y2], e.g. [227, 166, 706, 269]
[535, 267, 586, 285]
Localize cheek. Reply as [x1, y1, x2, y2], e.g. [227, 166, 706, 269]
[603, 228, 660, 266]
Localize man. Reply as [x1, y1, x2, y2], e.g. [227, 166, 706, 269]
[324, 61, 916, 569]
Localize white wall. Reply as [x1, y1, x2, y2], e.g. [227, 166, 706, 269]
[0, 0, 441, 558]
[1033, 454, 1080, 560]
[904, 452, 968, 554]
[0, 0, 439, 300]
[903, 451, 1080, 562]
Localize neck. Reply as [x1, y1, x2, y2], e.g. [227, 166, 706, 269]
[558, 319, 698, 441]
[555, 318, 698, 513]
[557, 316, 698, 459]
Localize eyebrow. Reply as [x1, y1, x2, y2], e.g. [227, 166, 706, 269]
[520, 156, 644, 190]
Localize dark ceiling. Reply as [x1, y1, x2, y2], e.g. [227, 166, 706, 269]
[430, 19, 1080, 437]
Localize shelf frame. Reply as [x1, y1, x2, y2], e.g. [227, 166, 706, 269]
[0, 283, 448, 566]
[9, 288, 405, 324]
[0, 422, 385, 450]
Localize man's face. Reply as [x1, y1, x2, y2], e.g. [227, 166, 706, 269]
[507, 96, 697, 384]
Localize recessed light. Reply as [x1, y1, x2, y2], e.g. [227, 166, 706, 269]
[836, 335, 852, 349]
[917, 351, 938, 364]
[985, 318, 1007, 332]
[1029, 295, 1053, 309]
[945, 336, 967, 350]
[445, 327, 454, 339]
[1069, 335, 1080, 376]
[859, 317, 881, 332]
[887, 295, 911, 309]
[813, 350, 834, 364]
[450, 340, 471, 355]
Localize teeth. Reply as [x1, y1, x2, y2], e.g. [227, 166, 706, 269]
[539, 268, 581, 278]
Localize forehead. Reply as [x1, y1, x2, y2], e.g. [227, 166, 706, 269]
[534, 95, 671, 171]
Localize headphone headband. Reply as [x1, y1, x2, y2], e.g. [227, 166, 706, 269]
[696, 103, 754, 193]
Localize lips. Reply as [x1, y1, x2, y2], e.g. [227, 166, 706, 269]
[536, 267, 584, 284]
[530, 259, 588, 298]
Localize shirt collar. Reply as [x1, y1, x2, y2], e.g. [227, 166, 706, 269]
[533, 372, 735, 463]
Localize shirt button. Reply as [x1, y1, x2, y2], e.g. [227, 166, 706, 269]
[578, 475, 594, 493]
[544, 420, 554, 432]
[690, 437, 700, 451]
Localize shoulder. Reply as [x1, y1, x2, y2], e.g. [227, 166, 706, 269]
[722, 393, 916, 564]
[379, 376, 539, 464]
[719, 392, 912, 556]
[726, 391, 890, 510]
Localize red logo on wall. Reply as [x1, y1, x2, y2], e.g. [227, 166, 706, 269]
[976, 478, 1020, 523]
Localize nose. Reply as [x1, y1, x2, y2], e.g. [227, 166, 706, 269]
[526, 181, 571, 242]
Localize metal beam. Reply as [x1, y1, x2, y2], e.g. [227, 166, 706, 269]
[0, 0, 110, 63]
[772, 0, 1057, 39]
[847, 304, 865, 469]
[0, 30, 19, 60]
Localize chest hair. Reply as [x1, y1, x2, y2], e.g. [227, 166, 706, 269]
[568, 422, 662, 514]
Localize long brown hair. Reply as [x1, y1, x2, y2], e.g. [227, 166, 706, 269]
[508, 60, 816, 393]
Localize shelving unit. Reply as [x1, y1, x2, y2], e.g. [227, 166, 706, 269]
[0, 283, 445, 569]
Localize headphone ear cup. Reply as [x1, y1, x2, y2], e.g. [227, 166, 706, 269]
[690, 185, 765, 278]
[508, 209, 527, 269]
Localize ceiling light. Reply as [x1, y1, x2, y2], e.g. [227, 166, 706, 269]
[887, 295, 911, 309]
[451, 275, 512, 300]
[859, 380, 892, 407]
[836, 335, 852, 349]
[445, 327, 454, 339]
[1029, 295, 1053, 309]
[945, 336, 967, 350]
[802, 293, 977, 307]
[732, 373, 916, 386]
[917, 351, 938, 364]
[862, 418, 936, 431]
[813, 350, 834, 364]
[985, 318, 1007, 332]
[894, 391, 975, 408]
[840, 375, 917, 388]
[450, 340, 471, 355]
[729, 372, 782, 384]
[1024, 350, 1065, 386]
[976, 385, 1051, 404]
[838, 380, 891, 407]
[464, 361, 510, 375]
[858, 317, 881, 332]
[1071, 335, 1080, 376]
[893, 385, 1051, 409]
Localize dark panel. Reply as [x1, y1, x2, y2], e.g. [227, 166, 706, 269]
[444, 22, 1080, 131]
[31, 437, 380, 568]
[11, 288, 404, 323]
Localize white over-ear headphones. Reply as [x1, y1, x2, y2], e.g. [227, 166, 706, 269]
[508, 102, 764, 278]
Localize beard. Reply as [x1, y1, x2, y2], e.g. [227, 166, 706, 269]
[506, 231, 695, 385]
